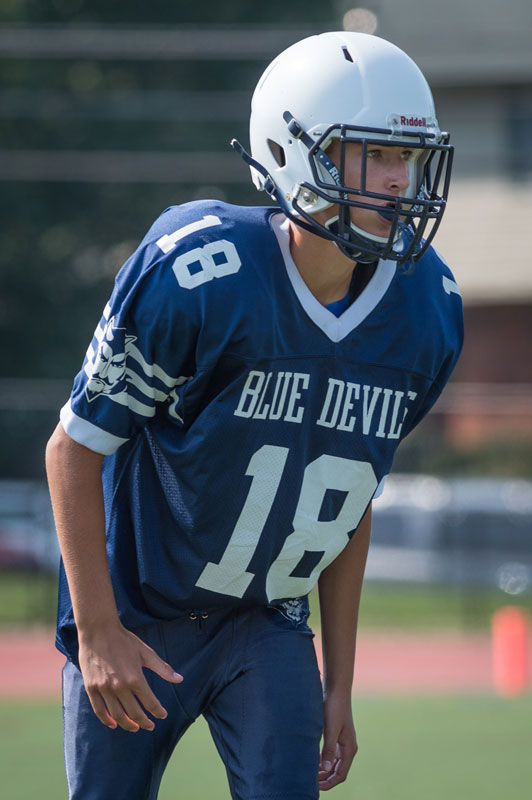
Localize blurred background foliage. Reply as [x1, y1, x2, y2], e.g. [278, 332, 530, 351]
[0, 3, 345, 481]
[0, 0, 330, 25]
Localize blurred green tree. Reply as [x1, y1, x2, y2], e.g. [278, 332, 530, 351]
[0, 3, 338, 476]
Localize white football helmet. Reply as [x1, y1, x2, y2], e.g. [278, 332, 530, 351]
[232, 31, 453, 265]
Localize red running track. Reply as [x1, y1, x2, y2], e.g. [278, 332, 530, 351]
[2, 628, 525, 698]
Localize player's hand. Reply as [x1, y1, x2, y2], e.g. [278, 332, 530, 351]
[318, 689, 358, 791]
[77, 620, 183, 733]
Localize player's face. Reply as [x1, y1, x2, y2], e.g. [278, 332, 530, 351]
[326, 139, 413, 238]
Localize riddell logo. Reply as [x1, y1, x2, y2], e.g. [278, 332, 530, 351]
[401, 115, 427, 128]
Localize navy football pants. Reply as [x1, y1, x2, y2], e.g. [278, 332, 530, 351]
[62, 605, 323, 800]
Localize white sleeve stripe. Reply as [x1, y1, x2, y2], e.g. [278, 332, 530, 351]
[126, 342, 181, 386]
[124, 368, 169, 402]
[442, 276, 461, 296]
[60, 400, 129, 455]
[91, 305, 111, 341]
[80, 387, 156, 418]
[126, 395, 156, 417]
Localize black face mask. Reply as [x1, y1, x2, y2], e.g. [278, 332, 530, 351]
[233, 115, 453, 269]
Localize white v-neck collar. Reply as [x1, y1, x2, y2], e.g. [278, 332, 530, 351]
[270, 213, 396, 343]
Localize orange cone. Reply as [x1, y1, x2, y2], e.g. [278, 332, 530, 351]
[491, 606, 530, 696]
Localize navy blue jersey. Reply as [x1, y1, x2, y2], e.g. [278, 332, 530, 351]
[57, 200, 463, 660]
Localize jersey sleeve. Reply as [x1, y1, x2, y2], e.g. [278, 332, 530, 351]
[401, 290, 464, 439]
[60, 234, 199, 455]
[401, 351, 460, 440]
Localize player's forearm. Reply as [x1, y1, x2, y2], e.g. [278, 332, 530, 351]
[46, 423, 120, 634]
[318, 504, 372, 696]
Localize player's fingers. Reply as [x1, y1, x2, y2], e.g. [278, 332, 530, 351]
[319, 766, 342, 791]
[141, 644, 183, 684]
[86, 689, 118, 729]
[319, 772, 343, 791]
[330, 755, 353, 785]
[116, 690, 156, 732]
[319, 741, 338, 775]
[134, 682, 169, 721]
[319, 762, 346, 791]
[100, 691, 141, 733]
[319, 744, 357, 790]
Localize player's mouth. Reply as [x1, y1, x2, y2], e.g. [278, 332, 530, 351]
[376, 203, 396, 224]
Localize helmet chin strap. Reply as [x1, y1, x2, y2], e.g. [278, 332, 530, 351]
[324, 209, 402, 265]
[231, 137, 333, 241]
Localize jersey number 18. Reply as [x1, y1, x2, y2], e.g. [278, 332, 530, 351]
[195, 444, 377, 602]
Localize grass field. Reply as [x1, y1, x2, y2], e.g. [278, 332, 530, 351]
[1, 695, 531, 799]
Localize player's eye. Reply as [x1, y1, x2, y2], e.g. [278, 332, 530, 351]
[367, 149, 381, 159]
[401, 150, 414, 161]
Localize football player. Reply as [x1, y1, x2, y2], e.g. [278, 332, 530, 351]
[46, 31, 463, 800]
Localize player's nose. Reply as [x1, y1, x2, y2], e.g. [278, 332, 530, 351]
[386, 157, 410, 193]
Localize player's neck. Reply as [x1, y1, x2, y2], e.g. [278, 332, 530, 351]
[287, 219, 356, 306]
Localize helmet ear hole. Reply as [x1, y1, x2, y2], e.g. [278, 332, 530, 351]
[267, 139, 286, 168]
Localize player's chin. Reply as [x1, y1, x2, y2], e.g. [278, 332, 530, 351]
[352, 210, 393, 238]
